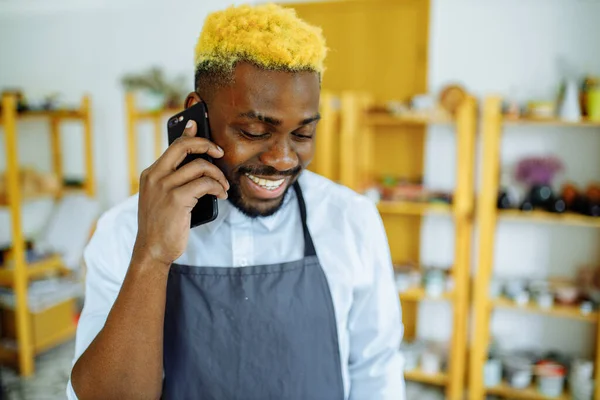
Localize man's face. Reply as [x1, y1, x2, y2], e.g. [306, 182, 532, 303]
[193, 62, 320, 218]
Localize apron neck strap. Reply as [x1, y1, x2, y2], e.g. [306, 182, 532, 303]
[293, 181, 317, 258]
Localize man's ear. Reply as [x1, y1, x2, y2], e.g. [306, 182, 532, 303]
[184, 92, 203, 109]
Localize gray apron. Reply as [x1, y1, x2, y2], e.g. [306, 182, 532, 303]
[162, 182, 345, 400]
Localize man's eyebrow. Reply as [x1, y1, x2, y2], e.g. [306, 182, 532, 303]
[238, 111, 321, 127]
[238, 111, 282, 127]
[300, 114, 321, 126]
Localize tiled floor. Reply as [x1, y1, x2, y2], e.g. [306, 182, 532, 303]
[1, 341, 74, 400]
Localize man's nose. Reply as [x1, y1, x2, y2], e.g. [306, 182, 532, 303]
[259, 136, 299, 173]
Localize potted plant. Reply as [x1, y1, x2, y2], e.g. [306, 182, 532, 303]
[121, 67, 186, 111]
[514, 156, 564, 212]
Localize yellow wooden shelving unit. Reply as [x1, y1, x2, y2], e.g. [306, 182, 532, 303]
[322, 90, 476, 398]
[469, 96, 600, 400]
[125, 92, 180, 194]
[366, 99, 476, 400]
[0, 93, 95, 376]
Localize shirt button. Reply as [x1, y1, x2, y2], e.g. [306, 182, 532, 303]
[240, 259, 248, 267]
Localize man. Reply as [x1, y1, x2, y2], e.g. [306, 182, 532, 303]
[68, 3, 405, 399]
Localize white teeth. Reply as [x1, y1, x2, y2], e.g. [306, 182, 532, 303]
[246, 174, 285, 190]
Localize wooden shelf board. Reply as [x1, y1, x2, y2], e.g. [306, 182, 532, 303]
[487, 381, 569, 400]
[134, 108, 181, 120]
[0, 110, 86, 124]
[404, 368, 447, 386]
[0, 186, 88, 207]
[503, 117, 600, 127]
[399, 287, 454, 302]
[499, 209, 600, 228]
[0, 255, 68, 286]
[61, 187, 88, 196]
[378, 200, 452, 216]
[34, 323, 76, 354]
[365, 113, 454, 127]
[491, 296, 597, 322]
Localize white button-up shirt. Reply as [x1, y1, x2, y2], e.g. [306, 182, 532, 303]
[67, 170, 405, 399]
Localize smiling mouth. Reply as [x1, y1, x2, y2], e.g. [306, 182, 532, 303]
[245, 173, 286, 191]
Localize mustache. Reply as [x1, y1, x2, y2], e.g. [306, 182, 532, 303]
[238, 165, 302, 177]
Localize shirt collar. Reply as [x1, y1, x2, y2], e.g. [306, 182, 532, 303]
[203, 185, 297, 234]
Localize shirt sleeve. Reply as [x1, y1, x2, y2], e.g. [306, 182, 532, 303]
[66, 208, 133, 400]
[347, 199, 405, 400]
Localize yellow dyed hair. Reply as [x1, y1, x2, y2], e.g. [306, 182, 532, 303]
[194, 3, 327, 75]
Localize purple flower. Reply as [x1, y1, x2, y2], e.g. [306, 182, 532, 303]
[515, 156, 564, 186]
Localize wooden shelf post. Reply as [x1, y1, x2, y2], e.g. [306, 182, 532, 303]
[2, 94, 35, 376]
[447, 96, 477, 400]
[126, 92, 139, 195]
[82, 95, 95, 197]
[469, 96, 503, 399]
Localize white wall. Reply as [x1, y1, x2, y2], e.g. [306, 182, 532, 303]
[420, 0, 600, 358]
[1, 0, 600, 361]
[0, 0, 247, 208]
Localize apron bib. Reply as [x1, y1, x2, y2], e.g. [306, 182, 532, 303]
[162, 183, 345, 400]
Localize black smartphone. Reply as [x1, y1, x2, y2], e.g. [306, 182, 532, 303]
[167, 101, 218, 228]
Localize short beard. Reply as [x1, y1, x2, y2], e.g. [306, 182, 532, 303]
[226, 165, 302, 218]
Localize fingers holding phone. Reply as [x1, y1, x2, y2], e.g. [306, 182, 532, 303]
[134, 110, 227, 267]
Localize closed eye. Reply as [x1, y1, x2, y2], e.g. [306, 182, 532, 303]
[293, 132, 313, 140]
[239, 129, 270, 140]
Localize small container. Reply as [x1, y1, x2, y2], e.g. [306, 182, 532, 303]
[409, 271, 422, 288]
[539, 375, 565, 397]
[535, 291, 554, 309]
[580, 301, 593, 315]
[515, 291, 530, 306]
[484, 358, 502, 388]
[421, 349, 442, 375]
[570, 362, 594, 400]
[571, 359, 594, 381]
[445, 276, 455, 292]
[505, 280, 527, 300]
[489, 279, 502, 299]
[400, 340, 425, 371]
[504, 356, 533, 389]
[395, 272, 413, 293]
[424, 269, 445, 298]
[401, 347, 419, 371]
[536, 361, 566, 397]
[587, 86, 600, 122]
[555, 285, 579, 305]
[394, 265, 418, 293]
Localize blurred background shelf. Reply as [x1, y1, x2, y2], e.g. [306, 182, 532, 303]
[404, 368, 448, 386]
[0, 93, 94, 376]
[499, 209, 600, 228]
[365, 113, 455, 127]
[470, 96, 600, 399]
[377, 201, 452, 216]
[0, 255, 68, 287]
[0, 187, 87, 207]
[486, 382, 570, 400]
[503, 117, 600, 128]
[398, 287, 454, 302]
[491, 296, 598, 322]
[0, 109, 86, 124]
[134, 108, 181, 120]
[126, 93, 182, 195]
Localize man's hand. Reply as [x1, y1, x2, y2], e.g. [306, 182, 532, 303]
[133, 120, 229, 267]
